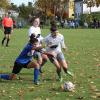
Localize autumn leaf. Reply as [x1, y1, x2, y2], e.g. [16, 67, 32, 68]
[28, 86, 35, 92]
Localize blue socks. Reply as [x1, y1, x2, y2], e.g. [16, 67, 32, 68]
[0, 74, 10, 80]
[34, 68, 39, 82]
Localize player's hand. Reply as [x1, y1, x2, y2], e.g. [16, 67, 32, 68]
[63, 48, 67, 52]
[11, 29, 13, 33]
[46, 51, 56, 58]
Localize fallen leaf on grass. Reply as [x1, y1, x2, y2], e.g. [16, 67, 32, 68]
[96, 64, 100, 67]
[9, 96, 12, 98]
[95, 93, 100, 97]
[91, 95, 97, 99]
[45, 98, 50, 100]
[76, 96, 84, 99]
[94, 58, 100, 62]
[61, 84, 64, 91]
[17, 88, 24, 97]
[55, 92, 60, 95]
[1, 90, 6, 96]
[28, 86, 35, 92]
[74, 61, 79, 64]
[69, 94, 74, 97]
[90, 81, 94, 84]
[34, 97, 42, 100]
[90, 85, 96, 90]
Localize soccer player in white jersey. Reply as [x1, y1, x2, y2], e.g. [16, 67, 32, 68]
[44, 26, 73, 82]
[28, 16, 48, 73]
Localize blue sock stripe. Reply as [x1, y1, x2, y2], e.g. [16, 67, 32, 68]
[0, 74, 10, 80]
[34, 68, 39, 82]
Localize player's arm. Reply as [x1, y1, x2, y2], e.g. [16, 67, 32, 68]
[42, 51, 55, 58]
[11, 19, 13, 33]
[2, 19, 5, 31]
[32, 45, 44, 51]
[27, 50, 34, 56]
[61, 36, 67, 52]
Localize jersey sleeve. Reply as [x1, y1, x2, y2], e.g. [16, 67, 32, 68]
[28, 27, 34, 37]
[60, 35, 66, 48]
[2, 18, 5, 26]
[38, 27, 41, 34]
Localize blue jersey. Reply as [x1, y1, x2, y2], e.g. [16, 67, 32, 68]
[15, 43, 33, 64]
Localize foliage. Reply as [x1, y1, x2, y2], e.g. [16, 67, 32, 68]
[34, 0, 68, 19]
[9, 3, 19, 11]
[80, 12, 100, 25]
[0, 0, 10, 9]
[95, 0, 100, 6]
[18, 3, 34, 20]
[80, 14, 92, 25]
[83, 0, 100, 7]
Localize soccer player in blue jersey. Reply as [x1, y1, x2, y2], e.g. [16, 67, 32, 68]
[0, 34, 41, 85]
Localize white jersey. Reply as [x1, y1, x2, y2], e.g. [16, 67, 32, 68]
[28, 26, 43, 46]
[28, 26, 41, 37]
[44, 33, 66, 53]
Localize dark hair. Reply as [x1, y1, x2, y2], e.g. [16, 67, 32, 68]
[30, 34, 38, 44]
[50, 26, 57, 32]
[50, 20, 56, 27]
[29, 16, 40, 24]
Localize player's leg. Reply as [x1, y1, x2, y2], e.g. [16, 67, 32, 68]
[0, 74, 10, 80]
[6, 27, 11, 47]
[0, 62, 23, 80]
[10, 62, 23, 79]
[27, 61, 40, 85]
[39, 54, 48, 73]
[33, 51, 42, 65]
[6, 34, 11, 47]
[1, 33, 7, 46]
[49, 56, 62, 81]
[57, 52, 73, 77]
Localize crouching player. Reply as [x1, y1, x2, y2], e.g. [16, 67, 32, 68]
[44, 26, 73, 82]
[0, 34, 40, 85]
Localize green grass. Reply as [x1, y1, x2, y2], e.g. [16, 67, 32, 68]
[0, 28, 100, 100]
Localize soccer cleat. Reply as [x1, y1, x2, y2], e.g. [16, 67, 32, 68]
[34, 81, 40, 85]
[58, 77, 63, 82]
[1, 40, 4, 46]
[67, 70, 74, 77]
[39, 69, 43, 73]
[6, 44, 9, 47]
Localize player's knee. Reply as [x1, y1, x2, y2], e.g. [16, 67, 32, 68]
[49, 57, 55, 63]
[38, 59, 42, 65]
[43, 58, 48, 62]
[34, 63, 40, 69]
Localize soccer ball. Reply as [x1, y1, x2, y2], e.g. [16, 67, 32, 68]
[63, 81, 75, 91]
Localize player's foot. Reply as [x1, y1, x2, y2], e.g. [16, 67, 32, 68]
[58, 77, 63, 82]
[34, 81, 40, 85]
[1, 40, 4, 46]
[6, 44, 9, 47]
[67, 70, 74, 77]
[39, 69, 43, 73]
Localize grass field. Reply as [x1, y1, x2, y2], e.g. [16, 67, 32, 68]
[0, 28, 100, 100]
